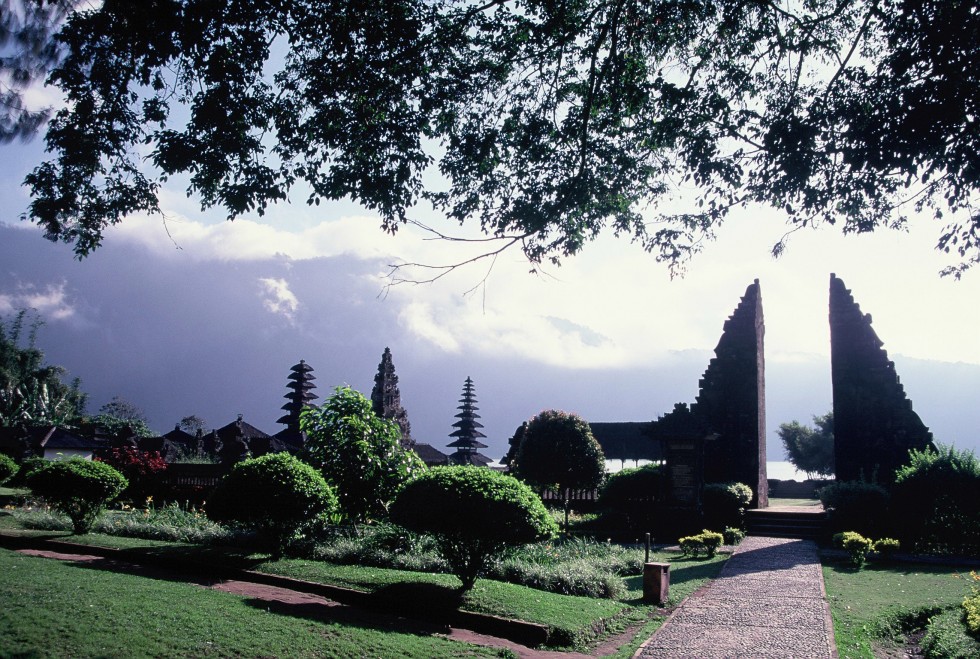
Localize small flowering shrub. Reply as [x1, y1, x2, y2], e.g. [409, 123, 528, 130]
[97, 447, 167, 501]
[833, 531, 874, 567]
[26, 459, 127, 533]
[679, 530, 725, 558]
[872, 537, 900, 559]
[722, 527, 746, 545]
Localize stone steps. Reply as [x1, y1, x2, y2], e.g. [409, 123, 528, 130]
[746, 508, 828, 540]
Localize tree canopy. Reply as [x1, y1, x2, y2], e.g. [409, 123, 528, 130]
[7, 1, 980, 274]
[778, 412, 834, 479]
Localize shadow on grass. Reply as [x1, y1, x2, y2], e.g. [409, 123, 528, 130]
[239, 594, 453, 638]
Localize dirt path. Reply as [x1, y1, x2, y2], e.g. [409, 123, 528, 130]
[16, 549, 612, 658]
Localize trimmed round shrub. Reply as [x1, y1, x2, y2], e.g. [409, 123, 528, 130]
[596, 464, 663, 534]
[0, 453, 17, 484]
[513, 410, 605, 527]
[891, 445, 980, 556]
[818, 480, 889, 536]
[872, 537, 900, 559]
[702, 482, 753, 530]
[390, 466, 559, 591]
[833, 531, 873, 567]
[26, 458, 128, 534]
[207, 452, 338, 556]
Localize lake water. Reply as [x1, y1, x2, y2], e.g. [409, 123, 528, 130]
[602, 459, 824, 483]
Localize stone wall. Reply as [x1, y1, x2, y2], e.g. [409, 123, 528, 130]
[693, 280, 768, 508]
[829, 274, 934, 483]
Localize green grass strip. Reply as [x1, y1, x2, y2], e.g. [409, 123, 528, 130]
[0, 548, 505, 658]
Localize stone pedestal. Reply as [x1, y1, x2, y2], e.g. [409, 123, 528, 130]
[643, 562, 670, 604]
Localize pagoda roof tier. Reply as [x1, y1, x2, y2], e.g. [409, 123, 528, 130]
[447, 438, 488, 448]
[450, 428, 486, 439]
[282, 392, 318, 403]
[289, 361, 314, 372]
[452, 419, 484, 429]
[449, 450, 494, 466]
[288, 372, 316, 382]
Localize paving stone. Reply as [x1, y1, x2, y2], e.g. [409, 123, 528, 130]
[635, 536, 835, 658]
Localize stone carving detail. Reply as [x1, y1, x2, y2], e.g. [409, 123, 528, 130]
[829, 274, 934, 483]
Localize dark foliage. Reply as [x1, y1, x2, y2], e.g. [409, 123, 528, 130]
[891, 445, 980, 556]
[8, 456, 47, 486]
[0, 453, 17, 484]
[207, 452, 337, 556]
[390, 466, 558, 591]
[818, 480, 890, 537]
[597, 463, 662, 530]
[26, 458, 127, 533]
[10, 1, 980, 276]
[702, 482, 753, 531]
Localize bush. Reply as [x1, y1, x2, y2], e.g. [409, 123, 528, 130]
[833, 531, 874, 567]
[207, 453, 338, 556]
[722, 527, 745, 545]
[818, 480, 889, 536]
[872, 537, 900, 559]
[26, 458, 128, 533]
[702, 482, 753, 530]
[891, 445, 980, 556]
[390, 466, 558, 591]
[679, 530, 724, 558]
[597, 464, 662, 530]
[0, 453, 16, 484]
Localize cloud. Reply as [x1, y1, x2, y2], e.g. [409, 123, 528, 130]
[0, 281, 76, 320]
[257, 278, 299, 322]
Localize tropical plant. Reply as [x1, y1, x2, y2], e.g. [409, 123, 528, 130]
[300, 386, 424, 529]
[207, 452, 337, 556]
[512, 409, 605, 528]
[26, 458, 127, 533]
[778, 413, 834, 479]
[0, 310, 86, 430]
[390, 466, 558, 591]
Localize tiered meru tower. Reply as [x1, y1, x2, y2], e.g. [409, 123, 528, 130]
[370, 347, 414, 449]
[829, 274, 934, 483]
[694, 279, 768, 508]
[276, 360, 318, 445]
[447, 377, 492, 466]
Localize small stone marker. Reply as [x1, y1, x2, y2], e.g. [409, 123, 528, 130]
[643, 562, 669, 604]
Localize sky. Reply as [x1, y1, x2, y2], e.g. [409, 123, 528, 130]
[3, 131, 980, 467]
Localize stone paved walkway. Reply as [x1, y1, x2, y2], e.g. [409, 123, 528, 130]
[635, 536, 836, 658]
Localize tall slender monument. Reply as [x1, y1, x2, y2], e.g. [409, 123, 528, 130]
[275, 360, 318, 451]
[370, 347, 414, 449]
[829, 274, 934, 483]
[447, 376, 492, 466]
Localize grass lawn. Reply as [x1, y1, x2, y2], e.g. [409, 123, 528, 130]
[768, 497, 822, 507]
[0, 516, 728, 654]
[0, 548, 508, 658]
[822, 554, 980, 658]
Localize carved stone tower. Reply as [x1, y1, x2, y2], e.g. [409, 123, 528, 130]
[694, 279, 768, 508]
[829, 274, 934, 483]
[370, 347, 414, 449]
